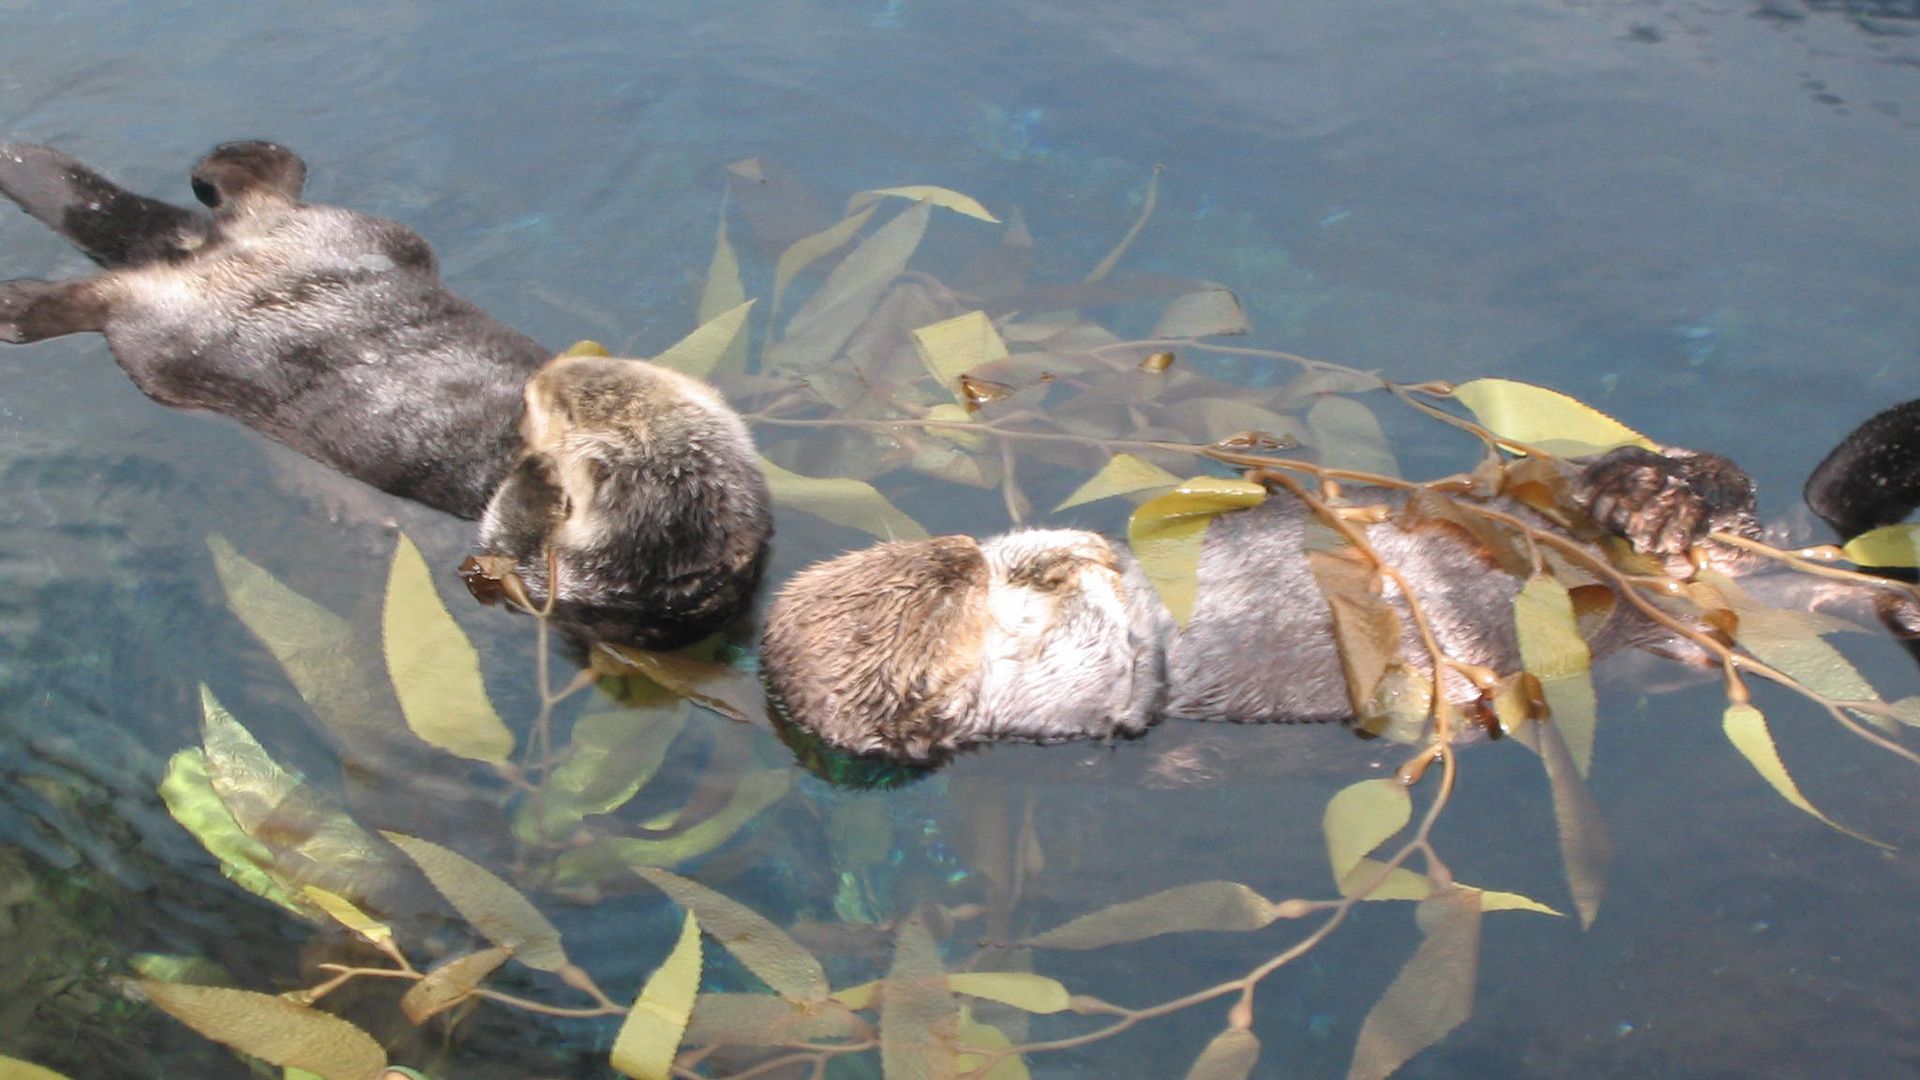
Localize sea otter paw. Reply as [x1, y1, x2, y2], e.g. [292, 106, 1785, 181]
[1578, 446, 1757, 557]
[0, 279, 53, 343]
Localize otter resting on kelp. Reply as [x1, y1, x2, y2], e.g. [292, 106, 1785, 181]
[763, 427, 1920, 764]
[0, 141, 770, 648]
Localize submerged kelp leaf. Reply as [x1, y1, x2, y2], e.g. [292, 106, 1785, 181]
[1308, 549, 1403, 714]
[129, 953, 234, 987]
[206, 535, 379, 745]
[1185, 1027, 1260, 1080]
[1509, 715, 1612, 928]
[770, 205, 879, 323]
[197, 685, 300, 829]
[1345, 888, 1482, 1080]
[758, 457, 929, 540]
[383, 535, 511, 765]
[958, 1011, 1032, 1080]
[1129, 477, 1268, 626]
[850, 185, 1000, 223]
[1513, 575, 1600, 777]
[563, 339, 612, 358]
[696, 205, 749, 380]
[1722, 704, 1885, 846]
[912, 310, 1010, 395]
[768, 200, 931, 375]
[383, 833, 568, 972]
[399, 946, 511, 1025]
[1306, 397, 1400, 479]
[1840, 523, 1920, 568]
[652, 299, 756, 381]
[881, 918, 959, 1080]
[1323, 779, 1413, 885]
[551, 769, 793, 878]
[1697, 571, 1875, 705]
[1024, 881, 1279, 949]
[514, 709, 688, 845]
[611, 911, 702, 1080]
[684, 993, 862, 1046]
[140, 982, 386, 1080]
[301, 887, 393, 946]
[1152, 284, 1249, 339]
[635, 867, 829, 1002]
[1054, 453, 1182, 512]
[596, 643, 768, 726]
[1335, 860, 1563, 916]
[158, 750, 309, 919]
[0, 1056, 77, 1080]
[1451, 379, 1655, 458]
[841, 972, 1074, 1015]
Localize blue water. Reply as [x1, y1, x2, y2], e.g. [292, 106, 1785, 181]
[2, 1, 1918, 1077]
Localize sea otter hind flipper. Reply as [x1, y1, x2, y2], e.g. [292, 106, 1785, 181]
[0, 278, 108, 343]
[0, 142, 209, 268]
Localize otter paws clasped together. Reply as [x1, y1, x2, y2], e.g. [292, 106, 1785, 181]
[0, 141, 770, 647]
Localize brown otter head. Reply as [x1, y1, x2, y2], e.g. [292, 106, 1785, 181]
[762, 529, 1173, 762]
[190, 141, 307, 212]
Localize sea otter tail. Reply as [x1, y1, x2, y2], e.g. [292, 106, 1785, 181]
[0, 142, 209, 268]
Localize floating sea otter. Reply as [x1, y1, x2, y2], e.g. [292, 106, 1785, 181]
[0, 141, 770, 647]
[764, 431, 1920, 763]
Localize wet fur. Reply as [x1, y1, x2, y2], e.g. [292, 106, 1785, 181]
[1, 142, 770, 647]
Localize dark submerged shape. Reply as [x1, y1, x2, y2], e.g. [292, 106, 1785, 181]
[0, 141, 771, 648]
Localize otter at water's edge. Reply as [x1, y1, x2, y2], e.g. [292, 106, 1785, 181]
[0, 141, 771, 647]
[763, 440, 1914, 764]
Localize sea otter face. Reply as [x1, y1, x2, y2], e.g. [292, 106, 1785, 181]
[762, 529, 1171, 761]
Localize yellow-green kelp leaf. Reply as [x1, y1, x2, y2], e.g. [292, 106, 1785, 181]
[1334, 860, 1563, 916]
[301, 887, 393, 946]
[382, 535, 511, 765]
[562, 340, 612, 357]
[551, 769, 793, 879]
[958, 1010, 1032, 1080]
[1055, 453, 1182, 513]
[1508, 714, 1612, 928]
[768, 200, 931, 375]
[684, 993, 862, 1046]
[850, 185, 999, 223]
[129, 953, 234, 987]
[141, 982, 386, 1080]
[1345, 888, 1482, 1080]
[1698, 571, 1876, 706]
[1841, 523, 1920, 568]
[835, 972, 1073, 1015]
[912, 310, 1010, 395]
[1722, 704, 1886, 847]
[0, 1056, 76, 1080]
[652, 299, 755, 381]
[758, 457, 928, 540]
[695, 201, 749, 380]
[611, 911, 702, 1080]
[1024, 881, 1284, 950]
[1514, 575, 1600, 777]
[399, 946, 511, 1025]
[635, 867, 829, 1002]
[594, 644, 767, 726]
[1152, 284, 1249, 339]
[158, 749, 308, 919]
[196, 684, 300, 824]
[1324, 778, 1413, 885]
[1452, 379, 1656, 458]
[1307, 396, 1400, 479]
[881, 918, 959, 1080]
[206, 534, 378, 746]
[513, 709, 687, 845]
[771, 205, 879, 323]
[1309, 549, 1404, 716]
[1185, 1027, 1260, 1080]
[383, 833, 569, 972]
[1128, 477, 1268, 627]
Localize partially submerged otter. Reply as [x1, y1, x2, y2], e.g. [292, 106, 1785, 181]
[0, 141, 770, 646]
[763, 440, 1913, 762]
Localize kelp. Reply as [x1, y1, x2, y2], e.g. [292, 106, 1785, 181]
[137, 164, 1920, 1080]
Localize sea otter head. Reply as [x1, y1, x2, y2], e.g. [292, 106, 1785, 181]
[762, 529, 1172, 762]
[190, 141, 307, 212]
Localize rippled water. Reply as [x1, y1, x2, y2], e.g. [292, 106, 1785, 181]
[2, 1, 1918, 1077]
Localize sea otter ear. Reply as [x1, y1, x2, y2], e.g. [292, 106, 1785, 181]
[190, 141, 307, 209]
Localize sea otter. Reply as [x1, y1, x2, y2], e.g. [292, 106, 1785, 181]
[0, 141, 770, 646]
[762, 439, 1915, 763]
